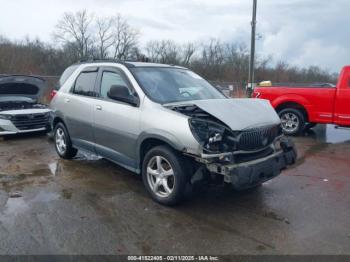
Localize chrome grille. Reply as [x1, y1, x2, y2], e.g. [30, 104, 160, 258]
[237, 125, 281, 151]
[11, 113, 49, 131]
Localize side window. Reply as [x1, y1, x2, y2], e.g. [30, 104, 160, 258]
[73, 72, 98, 96]
[100, 71, 133, 99]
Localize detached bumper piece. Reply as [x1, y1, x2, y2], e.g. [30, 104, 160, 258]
[207, 137, 297, 190]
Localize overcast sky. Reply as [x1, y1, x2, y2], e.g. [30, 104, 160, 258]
[0, 0, 348, 72]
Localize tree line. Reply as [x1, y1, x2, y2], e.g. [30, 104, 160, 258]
[0, 10, 338, 86]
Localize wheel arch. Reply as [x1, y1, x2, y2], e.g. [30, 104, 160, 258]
[275, 101, 309, 122]
[136, 134, 185, 173]
[52, 116, 66, 129]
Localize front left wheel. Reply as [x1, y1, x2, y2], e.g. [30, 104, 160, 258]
[142, 145, 191, 206]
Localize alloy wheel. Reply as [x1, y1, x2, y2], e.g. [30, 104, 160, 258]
[55, 127, 67, 155]
[280, 112, 300, 133]
[146, 156, 175, 198]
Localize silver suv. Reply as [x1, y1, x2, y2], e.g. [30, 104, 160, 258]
[50, 61, 296, 205]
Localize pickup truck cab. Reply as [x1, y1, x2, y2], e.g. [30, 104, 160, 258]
[253, 66, 350, 135]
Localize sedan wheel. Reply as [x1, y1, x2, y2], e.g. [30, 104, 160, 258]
[146, 156, 175, 198]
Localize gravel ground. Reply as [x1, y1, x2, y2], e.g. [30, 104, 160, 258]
[0, 125, 349, 255]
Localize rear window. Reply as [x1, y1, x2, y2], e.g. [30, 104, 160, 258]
[73, 72, 98, 97]
[58, 65, 79, 89]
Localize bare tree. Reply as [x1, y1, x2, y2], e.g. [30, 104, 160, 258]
[96, 16, 115, 59]
[145, 40, 181, 64]
[181, 42, 196, 65]
[111, 14, 139, 60]
[54, 10, 94, 58]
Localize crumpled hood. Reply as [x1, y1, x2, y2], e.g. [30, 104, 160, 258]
[168, 98, 281, 130]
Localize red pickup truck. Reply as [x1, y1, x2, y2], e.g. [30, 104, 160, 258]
[253, 66, 350, 135]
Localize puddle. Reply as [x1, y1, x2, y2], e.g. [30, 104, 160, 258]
[0, 170, 54, 192]
[75, 150, 101, 161]
[31, 191, 60, 203]
[48, 162, 58, 176]
[310, 124, 350, 144]
[2, 197, 29, 218]
[0, 173, 26, 183]
[0, 190, 60, 225]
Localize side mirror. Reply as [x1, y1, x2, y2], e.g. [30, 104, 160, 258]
[107, 85, 139, 106]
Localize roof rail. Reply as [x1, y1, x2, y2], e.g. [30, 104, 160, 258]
[75, 58, 136, 68]
[76, 56, 151, 65]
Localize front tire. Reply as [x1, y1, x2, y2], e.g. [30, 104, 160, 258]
[54, 123, 77, 159]
[278, 108, 305, 136]
[142, 145, 191, 206]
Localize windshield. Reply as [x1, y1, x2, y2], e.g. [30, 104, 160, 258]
[130, 67, 225, 103]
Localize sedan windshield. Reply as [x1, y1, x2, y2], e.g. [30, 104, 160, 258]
[130, 67, 225, 104]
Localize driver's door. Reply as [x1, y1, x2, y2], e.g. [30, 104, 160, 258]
[93, 66, 141, 171]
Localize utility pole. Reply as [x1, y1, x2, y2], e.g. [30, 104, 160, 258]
[247, 0, 257, 97]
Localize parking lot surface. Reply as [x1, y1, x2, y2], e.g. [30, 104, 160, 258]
[0, 125, 350, 255]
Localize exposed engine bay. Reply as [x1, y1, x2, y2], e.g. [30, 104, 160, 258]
[170, 104, 282, 155]
[0, 97, 48, 112]
[0, 75, 51, 135]
[0, 75, 49, 112]
[167, 102, 296, 189]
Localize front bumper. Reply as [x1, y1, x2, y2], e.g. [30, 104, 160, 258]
[206, 138, 297, 189]
[0, 118, 51, 135]
[0, 109, 51, 135]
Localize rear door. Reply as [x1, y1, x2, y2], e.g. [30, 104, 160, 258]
[92, 66, 141, 171]
[334, 70, 350, 126]
[63, 67, 98, 152]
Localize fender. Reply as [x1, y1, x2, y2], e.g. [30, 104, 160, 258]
[51, 109, 68, 129]
[135, 129, 186, 173]
[272, 94, 311, 110]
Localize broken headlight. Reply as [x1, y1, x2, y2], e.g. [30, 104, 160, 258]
[189, 118, 237, 153]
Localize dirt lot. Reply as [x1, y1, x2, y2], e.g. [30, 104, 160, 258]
[0, 125, 350, 255]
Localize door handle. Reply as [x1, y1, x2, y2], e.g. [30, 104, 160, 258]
[64, 98, 70, 103]
[95, 105, 102, 111]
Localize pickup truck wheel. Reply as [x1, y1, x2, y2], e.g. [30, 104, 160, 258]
[278, 108, 305, 136]
[142, 145, 190, 206]
[54, 123, 78, 159]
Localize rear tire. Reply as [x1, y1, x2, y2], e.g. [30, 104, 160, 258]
[142, 145, 191, 206]
[54, 123, 77, 159]
[278, 108, 305, 136]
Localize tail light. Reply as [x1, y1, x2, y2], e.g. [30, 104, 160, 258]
[49, 90, 57, 100]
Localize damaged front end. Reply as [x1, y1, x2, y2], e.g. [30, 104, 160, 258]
[170, 102, 297, 189]
[0, 75, 51, 135]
